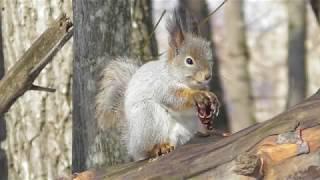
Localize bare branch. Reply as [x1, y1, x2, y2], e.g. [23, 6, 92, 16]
[198, 0, 228, 28]
[147, 10, 166, 42]
[0, 14, 73, 114]
[29, 27, 73, 77]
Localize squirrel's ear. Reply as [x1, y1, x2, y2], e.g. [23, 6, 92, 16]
[189, 17, 200, 36]
[167, 11, 185, 51]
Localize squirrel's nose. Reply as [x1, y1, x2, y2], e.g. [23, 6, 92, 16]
[204, 74, 211, 81]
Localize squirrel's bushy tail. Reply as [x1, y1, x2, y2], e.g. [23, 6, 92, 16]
[95, 57, 141, 129]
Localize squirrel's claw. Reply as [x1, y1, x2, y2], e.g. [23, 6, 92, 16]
[148, 143, 175, 158]
[207, 110, 213, 118]
[194, 91, 220, 131]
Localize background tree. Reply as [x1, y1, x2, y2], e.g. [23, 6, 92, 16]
[131, 0, 159, 62]
[177, 0, 229, 130]
[0, 11, 8, 180]
[286, 0, 307, 108]
[224, 0, 255, 132]
[1, 1, 72, 179]
[0, 14, 3, 81]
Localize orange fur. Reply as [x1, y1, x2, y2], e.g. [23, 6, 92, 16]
[174, 88, 198, 110]
[167, 48, 175, 63]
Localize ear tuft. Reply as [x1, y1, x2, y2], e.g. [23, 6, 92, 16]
[166, 10, 185, 50]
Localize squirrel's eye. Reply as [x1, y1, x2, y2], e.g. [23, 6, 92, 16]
[186, 57, 194, 65]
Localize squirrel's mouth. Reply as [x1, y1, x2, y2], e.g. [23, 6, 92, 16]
[192, 79, 209, 90]
[194, 77, 210, 85]
[185, 76, 209, 89]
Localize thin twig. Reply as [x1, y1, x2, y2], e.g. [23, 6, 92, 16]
[30, 84, 56, 93]
[143, 51, 167, 62]
[139, 10, 166, 56]
[146, 1, 227, 60]
[147, 10, 166, 41]
[198, 0, 228, 28]
[131, 10, 166, 60]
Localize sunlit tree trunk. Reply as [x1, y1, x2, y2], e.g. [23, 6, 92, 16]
[1, 1, 72, 179]
[224, 0, 255, 132]
[286, 0, 307, 108]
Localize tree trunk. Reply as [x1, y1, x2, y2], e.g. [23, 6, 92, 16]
[177, 0, 229, 130]
[0, 11, 3, 79]
[0, 11, 8, 180]
[72, 0, 132, 172]
[223, 0, 255, 132]
[131, 0, 158, 62]
[286, 0, 307, 108]
[1, 1, 72, 179]
[72, 89, 320, 179]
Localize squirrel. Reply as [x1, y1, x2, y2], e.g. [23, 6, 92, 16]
[95, 10, 220, 161]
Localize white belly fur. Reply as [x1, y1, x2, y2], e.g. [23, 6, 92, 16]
[166, 107, 198, 146]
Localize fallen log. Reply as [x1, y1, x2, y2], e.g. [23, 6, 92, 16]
[0, 14, 73, 114]
[72, 90, 320, 179]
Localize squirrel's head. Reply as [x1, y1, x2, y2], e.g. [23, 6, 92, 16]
[166, 10, 213, 89]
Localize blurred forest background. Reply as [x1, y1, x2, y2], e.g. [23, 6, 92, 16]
[0, 0, 319, 179]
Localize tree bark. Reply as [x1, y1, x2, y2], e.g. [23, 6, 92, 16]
[1, 1, 73, 178]
[223, 0, 255, 132]
[72, 89, 320, 179]
[177, 0, 229, 130]
[131, 0, 158, 62]
[286, 0, 307, 108]
[72, 0, 132, 172]
[0, 16, 72, 180]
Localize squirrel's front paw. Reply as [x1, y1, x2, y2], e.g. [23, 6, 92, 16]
[148, 143, 175, 158]
[193, 91, 220, 130]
